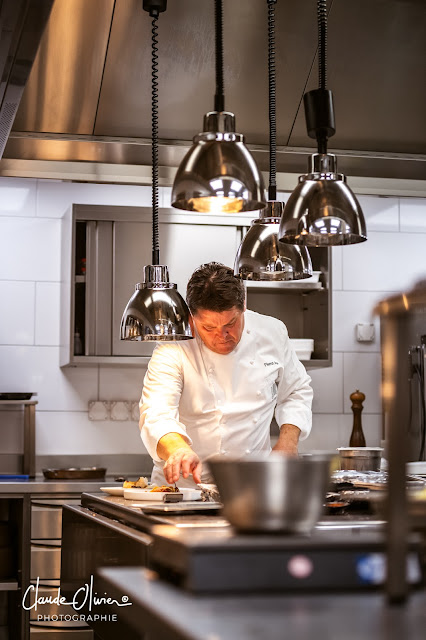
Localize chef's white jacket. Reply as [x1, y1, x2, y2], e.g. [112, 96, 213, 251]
[139, 309, 313, 486]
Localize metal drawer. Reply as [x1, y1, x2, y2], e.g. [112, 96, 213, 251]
[31, 544, 61, 582]
[31, 499, 81, 541]
[31, 506, 63, 540]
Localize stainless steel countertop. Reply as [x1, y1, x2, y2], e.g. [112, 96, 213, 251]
[98, 566, 426, 640]
[0, 475, 120, 494]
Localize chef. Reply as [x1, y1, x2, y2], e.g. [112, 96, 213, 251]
[139, 262, 313, 488]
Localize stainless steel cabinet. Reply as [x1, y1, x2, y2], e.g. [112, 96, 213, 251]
[60, 204, 332, 368]
[29, 498, 92, 639]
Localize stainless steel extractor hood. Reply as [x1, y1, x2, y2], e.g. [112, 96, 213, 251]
[0, 0, 54, 158]
[0, 0, 425, 189]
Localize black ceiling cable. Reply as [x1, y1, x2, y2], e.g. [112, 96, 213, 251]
[267, 0, 277, 202]
[143, 0, 167, 265]
[214, 0, 224, 112]
[303, 0, 335, 156]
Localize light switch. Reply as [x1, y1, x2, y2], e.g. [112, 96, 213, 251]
[356, 323, 375, 343]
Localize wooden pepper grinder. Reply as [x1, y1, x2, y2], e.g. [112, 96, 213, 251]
[349, 390, 366, 447]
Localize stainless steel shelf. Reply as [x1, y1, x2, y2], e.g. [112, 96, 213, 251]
[0, 580, 18, 591]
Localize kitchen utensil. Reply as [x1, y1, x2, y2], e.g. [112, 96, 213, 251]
[123, 487, 201, 502]
[140, 501, 223, 514]
[207, 453, 332, 534]
[337, 447, 383, 472]
[42, 467, 106, 480]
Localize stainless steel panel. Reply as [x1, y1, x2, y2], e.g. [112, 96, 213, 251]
[112, 218, 240, 356]
[31, 506, 62, 540]
[94, 221, 113, 355]
[94, 0, 317, 144]
[288, 0, 426, 154]
[30, 545, 61, 582]
[13, 0, 115, 135]
[84, 221, 97, 356]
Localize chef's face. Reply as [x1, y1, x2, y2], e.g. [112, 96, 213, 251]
[191, 306, 245, 355]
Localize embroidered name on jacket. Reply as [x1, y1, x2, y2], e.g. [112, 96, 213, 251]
[264, 361, 279, 366]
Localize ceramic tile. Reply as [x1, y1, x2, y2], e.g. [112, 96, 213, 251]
[36, 411, 145, 455]
[0, 217, 61, 281]
[99, 366, 147, 401]
[342, 231, 426, 292]
[343, 352, 382, 414]
[299, 414, 345, 454]
[310, 352, 344, 413]
[358, 195, 399, 232]
[331, 247, 343, 290]
[161, 187, 172, 208]
[399, 198, 426, 233]
[0, 281, 35, 345]
[0, 178, 37, 217]
[332, 290, 392, 353]
[35, 282, 60, 346]
[0, 346, 98, 411]
[36, 181, 153, 218]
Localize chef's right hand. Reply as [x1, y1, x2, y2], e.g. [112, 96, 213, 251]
[163, 447, 202, 484]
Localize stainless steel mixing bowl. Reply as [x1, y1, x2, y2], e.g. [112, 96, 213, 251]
[208, 453, 332, 534]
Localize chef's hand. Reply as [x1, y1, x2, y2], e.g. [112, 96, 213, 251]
[272, 423, 301, 457]
[157, 433, 202, 484]
[163, 447, 202, 484]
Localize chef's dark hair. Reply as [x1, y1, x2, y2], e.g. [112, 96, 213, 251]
[186, 262, 245, 314]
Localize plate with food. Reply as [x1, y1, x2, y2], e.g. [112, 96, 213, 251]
[100, 486, 124, 497]
[123, 485, 202, 502]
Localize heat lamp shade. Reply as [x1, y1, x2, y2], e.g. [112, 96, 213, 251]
[235, 219, 313, 281]
[120, 283, 193, 341]
[171, 117, 266, 214]
[279, 155, 367, 247]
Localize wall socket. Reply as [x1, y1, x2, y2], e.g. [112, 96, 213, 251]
[88, 401, 140, 422]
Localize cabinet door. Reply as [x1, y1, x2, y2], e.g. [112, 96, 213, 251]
[112, 221, 240, 356]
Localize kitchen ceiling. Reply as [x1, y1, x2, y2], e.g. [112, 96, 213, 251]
[1, 0, 425, 186]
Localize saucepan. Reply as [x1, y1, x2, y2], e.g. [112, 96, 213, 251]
[207, 453, 333, 534]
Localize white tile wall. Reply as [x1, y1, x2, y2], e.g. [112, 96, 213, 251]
[35, 282, 61, 346]
[399, 198, 426, 233]
[0, 281, 35, 345]
[0, 177, 424, 459]
[0, 178, 37, 217]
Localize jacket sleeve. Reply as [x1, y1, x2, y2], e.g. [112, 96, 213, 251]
[274, 323, 313, 440]
[139, 344, 193, 462]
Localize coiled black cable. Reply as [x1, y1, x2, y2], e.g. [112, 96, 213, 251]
[151, 16, 160, 264]
[318, 0, 327, 90]
[214, 0, 224, 112]
[267, 0, 277, 201]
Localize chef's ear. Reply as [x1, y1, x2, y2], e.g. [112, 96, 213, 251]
[189, 314, 195, 334]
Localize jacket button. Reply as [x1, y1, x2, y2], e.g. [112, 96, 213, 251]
[250, 360, 254, 365]
[253, 417, 258, 423]
[257, 390, 261, 396]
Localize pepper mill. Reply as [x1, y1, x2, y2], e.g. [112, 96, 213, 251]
[349, 390, 366, 447]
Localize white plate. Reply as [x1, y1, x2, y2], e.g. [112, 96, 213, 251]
[100, 486, 124, 497]
[123, 487, 202, 501]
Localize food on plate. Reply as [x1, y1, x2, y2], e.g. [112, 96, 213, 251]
[122, 476, 149, 489]
[149, 485, 179, 493]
